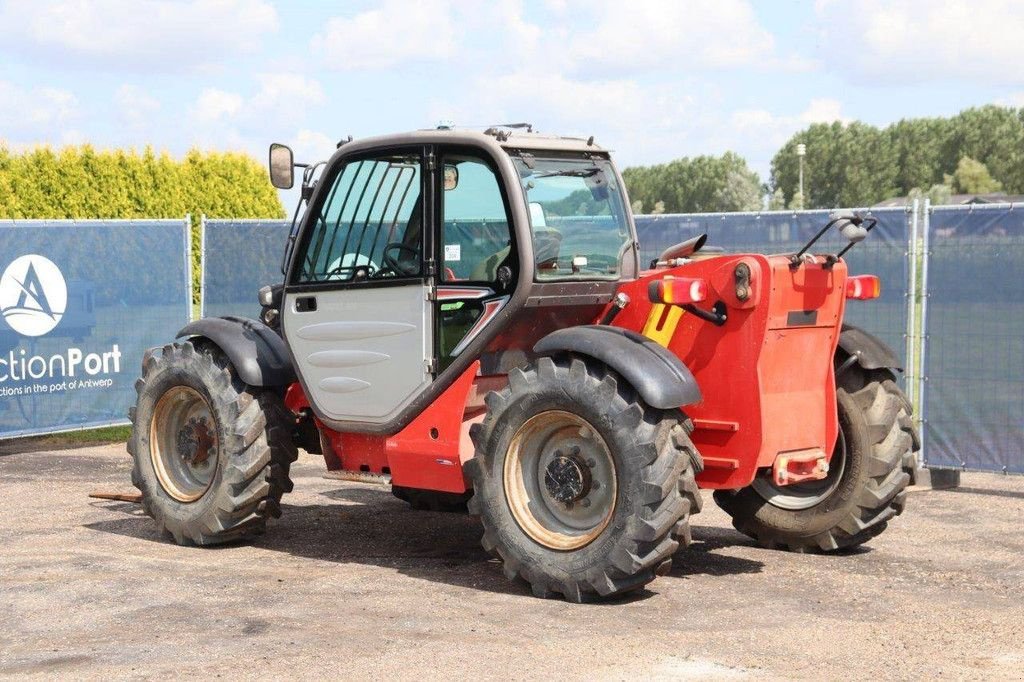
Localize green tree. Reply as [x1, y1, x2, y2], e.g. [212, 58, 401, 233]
[622, 152, 763, 213]
[929, 183, 953, 205]
[951, 156, 1002, 194]
[772, 104, 1024, 206]
[788, 190, 805, 210]
[942, 106, 1024, 193]
[770, 121, 898, 209]
[715, 168, 763, 212]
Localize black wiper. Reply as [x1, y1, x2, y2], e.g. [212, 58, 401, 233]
[532, 167, 601, 178]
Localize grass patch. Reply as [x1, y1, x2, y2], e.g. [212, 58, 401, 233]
[54, 425, 132, 443]
[0, 425, 132, 455]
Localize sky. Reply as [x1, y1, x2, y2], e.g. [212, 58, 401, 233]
[2, 0, 1023, 206]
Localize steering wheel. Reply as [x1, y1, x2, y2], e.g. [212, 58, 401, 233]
[383, 243, 421, 277]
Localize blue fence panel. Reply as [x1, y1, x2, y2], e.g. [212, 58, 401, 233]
[635, 208, 913, 369]
[202, 219, 291, 320]
[921, 204, 1024, 473]
[0, 219, 191, 438]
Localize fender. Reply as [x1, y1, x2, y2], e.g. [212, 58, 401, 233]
[533, 325, 701, 410]
[176, 316, 295, 387]
[837, 324, 902, 371]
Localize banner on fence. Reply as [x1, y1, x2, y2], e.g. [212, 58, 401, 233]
[921, 202, 1024, 474]
[0, 219, 191, 438]
[202, 219, 290, 320]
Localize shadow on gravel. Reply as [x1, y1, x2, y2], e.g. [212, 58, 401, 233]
[85, 485, 764, 599]
[669, 525, 765, 577]
[935, 486, 1024, 501]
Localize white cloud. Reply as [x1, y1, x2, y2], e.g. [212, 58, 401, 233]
[479, 73, 647, 127]
[800, 98, 850, 125]
[731, 99, 848, 141]
[115, 84, 161, 128]
[0, 80, 79, 139]
[292, 129, 336, 163]
[564, 0, 782, 76]
[188, 72, 325, 130]
[190, 88, 244, 125]
[249, 73, 325, 125]
[816, 0, 1024, 85]
[0, 0, 278, 71]
[312, 0, 456, 70]
[997, 92, 1024, 107]
[726, 98, 849, 176]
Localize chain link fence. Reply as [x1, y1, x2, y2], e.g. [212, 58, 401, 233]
[919, 201, 1024, 473]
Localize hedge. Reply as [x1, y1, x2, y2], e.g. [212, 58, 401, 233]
[0, 145, 285, 303]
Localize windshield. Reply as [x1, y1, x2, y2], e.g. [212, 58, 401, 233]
[514, 156, 631, 281]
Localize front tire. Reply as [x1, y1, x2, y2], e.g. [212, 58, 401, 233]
[466, 355, 701, 602]
[714, 363, 917, 552]
[128, 342, 297, 545]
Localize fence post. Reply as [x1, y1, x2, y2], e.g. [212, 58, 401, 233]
[905, 198, 919, 407]
[184, 213, 193, 323]
[917, 198, 932, 467]
[199, 214, 207, 321]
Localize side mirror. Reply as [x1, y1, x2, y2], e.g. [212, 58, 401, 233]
[831, 210, 868, 243]
[443, 164, 459, 191]
[268, 143, 294, 189]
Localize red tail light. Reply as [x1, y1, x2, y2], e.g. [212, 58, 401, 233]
[846, 275, 880, 300]
[648, 277, 709, 305]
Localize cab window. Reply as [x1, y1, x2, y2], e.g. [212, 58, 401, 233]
[296, 151, 422, 283]
[440, 155, 512, 283]
[514, 156, 630, 281]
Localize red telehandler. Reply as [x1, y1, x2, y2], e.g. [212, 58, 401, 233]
[129, 126, 918, 602]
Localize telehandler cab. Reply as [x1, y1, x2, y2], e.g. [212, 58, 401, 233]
[128, 125, 918, 602]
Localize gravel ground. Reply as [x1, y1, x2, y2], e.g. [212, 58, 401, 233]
[1, 443, 1022, 680]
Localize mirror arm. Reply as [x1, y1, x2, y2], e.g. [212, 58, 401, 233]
[833, 217, 877, 261]
[790, 216, 843, 267]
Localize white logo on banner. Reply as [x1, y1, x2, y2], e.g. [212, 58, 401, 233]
[0, 255, 68, 337]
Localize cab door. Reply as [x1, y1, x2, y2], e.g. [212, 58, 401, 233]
[281, 147, 434, 428]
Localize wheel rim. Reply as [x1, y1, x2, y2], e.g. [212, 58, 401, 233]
[149, 385, 219, 503]
[752, 428, 848, 511]
[503, 410, 617, 550]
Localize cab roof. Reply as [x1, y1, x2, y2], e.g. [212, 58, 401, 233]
[333, 127, 609, 159]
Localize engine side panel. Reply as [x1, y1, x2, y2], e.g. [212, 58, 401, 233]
[611, 254, 846, 489]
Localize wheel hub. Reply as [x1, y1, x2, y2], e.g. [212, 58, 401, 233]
[503, 411, 617, 551]
[150, 386, 218, 503]
[543, 452, 592, 504]
[176, 417, 216, 468]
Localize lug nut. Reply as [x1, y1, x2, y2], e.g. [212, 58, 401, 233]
[586, 458, 596, 468]
[592, 481, 601, 490]
[581, 498, 592, 508]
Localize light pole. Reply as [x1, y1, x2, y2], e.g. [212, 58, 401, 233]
[796, 143, 806, 209]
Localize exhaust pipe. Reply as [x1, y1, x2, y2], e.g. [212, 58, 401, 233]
[652, 233, 708, 267]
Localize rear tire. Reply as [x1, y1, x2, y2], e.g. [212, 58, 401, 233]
[714, 364, 916, 552]
[128, 342, 298, 545]
[466, 355, 701, 602]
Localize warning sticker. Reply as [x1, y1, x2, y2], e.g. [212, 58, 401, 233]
[444, 244, 461, 262]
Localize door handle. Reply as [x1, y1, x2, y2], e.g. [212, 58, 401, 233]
[295, 296, 317, 312]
